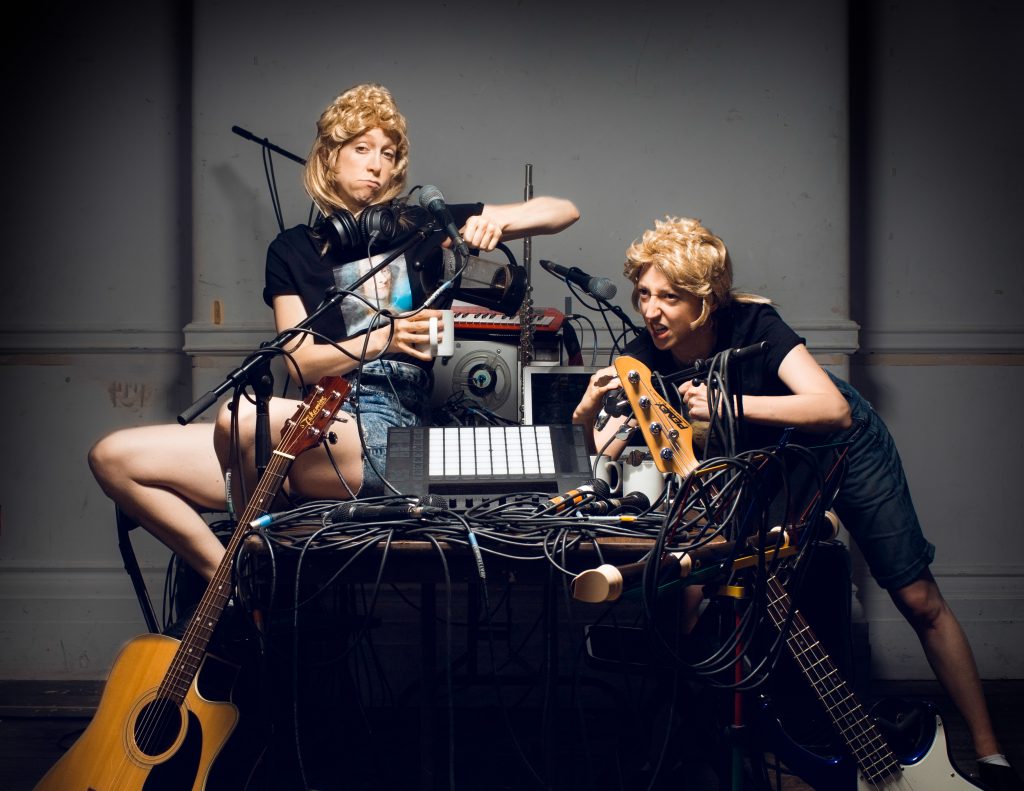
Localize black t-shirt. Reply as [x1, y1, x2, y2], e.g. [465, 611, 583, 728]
[622, 302, 803, 394]
[263, 202, 484, 358]
[621, 301, 805, 450]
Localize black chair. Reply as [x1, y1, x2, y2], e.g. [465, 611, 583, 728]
[115, 506, 161, 634]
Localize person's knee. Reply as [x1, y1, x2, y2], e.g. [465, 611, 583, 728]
[892, 577, 947, 630]
[87, 430, 129, 490]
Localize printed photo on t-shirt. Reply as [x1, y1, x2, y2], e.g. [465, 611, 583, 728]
[333, 252, 413, 335]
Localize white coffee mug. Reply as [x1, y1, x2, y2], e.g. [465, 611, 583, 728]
[418, 309, 455, 358]
[620, 457, 668, 506]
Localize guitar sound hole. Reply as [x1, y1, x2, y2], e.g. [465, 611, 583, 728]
[134, 696, 183, 757]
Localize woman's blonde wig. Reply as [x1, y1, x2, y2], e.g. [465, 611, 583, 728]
[624, 216, 767, 328]
[303, 83, 410, 214]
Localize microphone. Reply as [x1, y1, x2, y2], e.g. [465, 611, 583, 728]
[579, 490, 650, 516]
[730, 341, 768, 361]
[419, 185, 469, 257]
[328, 496, 448, 523]
[593, 385, 632, 431]
[545, 478, 611, 513]
[539, 259, 617, 301]
[600, 388, 631, 418]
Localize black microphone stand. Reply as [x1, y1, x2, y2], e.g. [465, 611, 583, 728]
[231, 125, 306, 166]
[601, 298, 643, 336]
[177, 227, 432, 479]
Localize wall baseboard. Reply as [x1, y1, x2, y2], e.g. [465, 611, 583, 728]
[0, 679, 102, 717]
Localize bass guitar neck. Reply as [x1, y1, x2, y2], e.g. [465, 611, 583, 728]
[763, 573, 983, 790]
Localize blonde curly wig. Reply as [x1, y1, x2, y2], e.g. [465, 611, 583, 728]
[624, 216, 767, 328]
[303, 83, 410, 214]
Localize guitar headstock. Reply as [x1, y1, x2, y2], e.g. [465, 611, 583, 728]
[278, 376, 351, 458]
[613, 356, 699, 477]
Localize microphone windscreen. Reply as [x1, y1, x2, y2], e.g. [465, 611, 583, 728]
[623, 491, 651, 511]
[572, 564, 623, 603]
[419, 184, 444, 208]
[589, 277, 617, 301]
[421, 493, 450, 511]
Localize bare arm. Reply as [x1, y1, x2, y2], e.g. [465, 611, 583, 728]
[458, 196, 580, 252]
[272, 294, 443, 384]
[679, 344, 852, 433]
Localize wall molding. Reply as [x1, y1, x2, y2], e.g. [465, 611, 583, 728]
[183, 320, 276, 356]
[793, 320, 861, 355]
[0, 325, 184, 355]
[859, 326, 1024, 355]
[5, 321, 1021, 360]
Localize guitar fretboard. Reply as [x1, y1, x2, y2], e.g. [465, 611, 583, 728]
[766, 575, 902, 786]
[157, 379, 348, 704]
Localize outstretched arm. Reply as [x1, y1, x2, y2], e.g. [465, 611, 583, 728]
[459, 196, 580, 251]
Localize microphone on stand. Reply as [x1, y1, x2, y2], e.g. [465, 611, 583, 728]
[572, 552, 689, 603]
[419, 185, 469, 257]
[539, 259, 617, 302]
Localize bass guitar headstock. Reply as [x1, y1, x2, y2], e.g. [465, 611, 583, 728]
[613, 356, 699, 477]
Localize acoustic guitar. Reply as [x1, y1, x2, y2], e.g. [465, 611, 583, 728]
[33, 376, 349, 791]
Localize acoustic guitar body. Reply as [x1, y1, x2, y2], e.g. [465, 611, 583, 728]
[33, 633, 239, 791]
[33, 377, 351, 791]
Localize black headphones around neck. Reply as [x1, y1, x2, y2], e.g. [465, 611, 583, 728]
[316, 203, 400, 255]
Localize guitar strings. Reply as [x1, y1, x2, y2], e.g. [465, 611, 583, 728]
[764, 577, 917, 790]
[111, 383, 337, 787]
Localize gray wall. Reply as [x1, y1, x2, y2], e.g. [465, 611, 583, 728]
[0, 0, 1020, 680]
[847, 0, 1024, 676]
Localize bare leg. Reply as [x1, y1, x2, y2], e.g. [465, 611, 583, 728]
[889, 570, 999, 758]
[214, 396, 365, 506]
[89, 423, 228, 582]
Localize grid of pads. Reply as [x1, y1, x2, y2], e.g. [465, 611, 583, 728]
[427, 425, 556, 478]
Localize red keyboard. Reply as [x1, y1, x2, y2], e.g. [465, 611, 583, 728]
[453, 307, 564, 333]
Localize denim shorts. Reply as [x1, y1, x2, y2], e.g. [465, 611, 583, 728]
[827, 373, 935, 590]
[341, 359, 431, 496]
